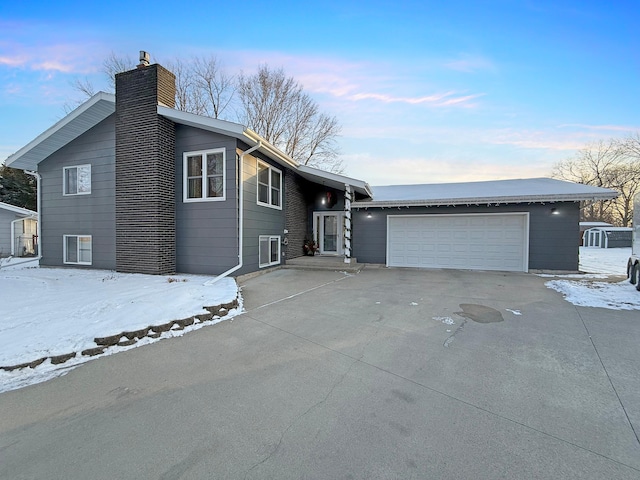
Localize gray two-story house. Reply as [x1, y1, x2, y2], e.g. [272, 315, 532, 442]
[5, 58, 617, 275]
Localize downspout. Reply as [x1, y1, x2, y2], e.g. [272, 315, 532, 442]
[25, 170, 42, 261]
[206, 141, 262, 284]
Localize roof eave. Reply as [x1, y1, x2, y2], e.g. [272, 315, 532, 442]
[354, 192, 618, 208]
[297, 165, 372, 197]
[157, 107, 300, 170]
[0, 202, 37, 216]
[5, 92, 116, 171]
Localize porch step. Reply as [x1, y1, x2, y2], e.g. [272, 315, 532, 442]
[284, 255, 363, 273]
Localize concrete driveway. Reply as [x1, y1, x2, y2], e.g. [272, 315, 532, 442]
[0, 268, 639, 479]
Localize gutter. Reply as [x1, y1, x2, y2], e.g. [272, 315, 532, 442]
[353, 193, 619, 209]
[205, 142, 262, 285]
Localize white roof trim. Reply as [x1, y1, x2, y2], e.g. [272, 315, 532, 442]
[354, 178, 618, 208]
[355, 193, 616, 208]
[0, 201, 37, 217]
[5, 92, 116, 170]
[157, 106, 299, 169]
[297, 165, 372, 197]
[584, 227, 632, 232]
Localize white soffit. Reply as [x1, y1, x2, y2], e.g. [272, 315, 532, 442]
[297, 165, 373, 197]
[5, 92, 116, 171]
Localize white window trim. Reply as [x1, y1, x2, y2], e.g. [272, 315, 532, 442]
[183, 148, 226, 203]
[63, 234, 92, 265]
[63, 164, 92, 196]
[256, 160, 282, 210]
[259, 235, 281, 268]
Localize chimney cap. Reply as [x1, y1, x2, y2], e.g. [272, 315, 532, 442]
[138, 51, 150, 68]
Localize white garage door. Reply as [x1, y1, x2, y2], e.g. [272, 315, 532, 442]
[387, 214, 529, 272]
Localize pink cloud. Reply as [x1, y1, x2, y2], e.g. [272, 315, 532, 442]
[347, 91, 484, 108]
[0, 55, 28, 67]
[218, 50, 483, 109]
[0, 43, 102, 74]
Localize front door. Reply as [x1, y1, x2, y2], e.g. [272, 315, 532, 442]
[314, 212, 342, 255]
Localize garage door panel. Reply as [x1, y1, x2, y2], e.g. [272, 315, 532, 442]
[388, 214, 528, 272]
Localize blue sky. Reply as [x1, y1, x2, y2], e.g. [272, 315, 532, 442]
[1, 1, 637, 185]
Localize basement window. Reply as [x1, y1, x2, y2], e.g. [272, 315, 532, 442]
[63, 235, 92, 265]
[259, 235, 280, 268]
[183, 148, 226, 202]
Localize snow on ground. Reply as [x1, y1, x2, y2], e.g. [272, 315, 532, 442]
[578, 246, 630, 275]
[0, 263, 241, 393]
[544, 247, 640, 311]
[0, 246, 636, 393]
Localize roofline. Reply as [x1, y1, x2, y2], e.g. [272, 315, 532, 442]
[5, 92, 116, 170]
[298, 165, 373, 197]
[157, 106, 299, 169]
[0, 201, 37, 216]
[354, 192, 618, 208]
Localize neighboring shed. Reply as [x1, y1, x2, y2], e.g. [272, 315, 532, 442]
[579, 221, 612, 245]
[583, 227, 633, 248]
[0, 202, 38, 258]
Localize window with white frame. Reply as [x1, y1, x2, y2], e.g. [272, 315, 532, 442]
[259, 235, 281, 268]
[63, 235, 92, 265]
[257, 160, 282, 209]
[183, 148, 226, 202]
[63, 165, 91, 195]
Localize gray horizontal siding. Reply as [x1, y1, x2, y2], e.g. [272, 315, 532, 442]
[174, 125, 240, 275]
[0, 209, 20, 256]
[238, 150, 286, 275]
[353, 202, 580, 271]
[38, 115, 116, 269]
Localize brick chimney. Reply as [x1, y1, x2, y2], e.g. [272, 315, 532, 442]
[115, 52, 177, 274]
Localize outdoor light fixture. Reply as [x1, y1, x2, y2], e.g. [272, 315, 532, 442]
[367, 212, 372, 218]
[551, 208, 559, 215]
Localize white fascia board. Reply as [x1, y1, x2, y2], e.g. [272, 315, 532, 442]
[297, 165, 372, 197]
[157, 106, 246, 137]
[157, 108, 298, 169]
[0, 201, 37, 216]
[241, 129, 298, 169]
[354, 192, 619, 208]
[5, 92, 115, 170]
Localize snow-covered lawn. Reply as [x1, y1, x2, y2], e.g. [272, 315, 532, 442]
[545, 247, 640, 310]
[0, 260, 241, 393]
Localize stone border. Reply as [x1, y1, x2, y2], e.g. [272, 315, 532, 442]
[0, 298, 239, 372]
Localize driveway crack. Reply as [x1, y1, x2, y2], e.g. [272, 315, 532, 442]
[243, 357, 357, 479]
[443, 318, 467, 347]
[574, 305, 640, 446]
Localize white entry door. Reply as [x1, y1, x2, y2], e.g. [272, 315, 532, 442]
[314, 212, 343, 255]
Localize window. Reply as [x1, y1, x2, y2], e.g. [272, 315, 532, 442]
[257, 160, 282, 209]
[63, 235, 92, 265]
[259, 235, 281, 268]
[183, 149, 226, 202]
[63, 165, 91, 195]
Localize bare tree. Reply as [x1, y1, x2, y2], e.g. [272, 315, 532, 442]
[71, 55, 342, 172]
[192, 55, 235, 119]
[102, 52, 136, 90]
[552, 136, 640, 226]
[237, 65, 342, 172]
